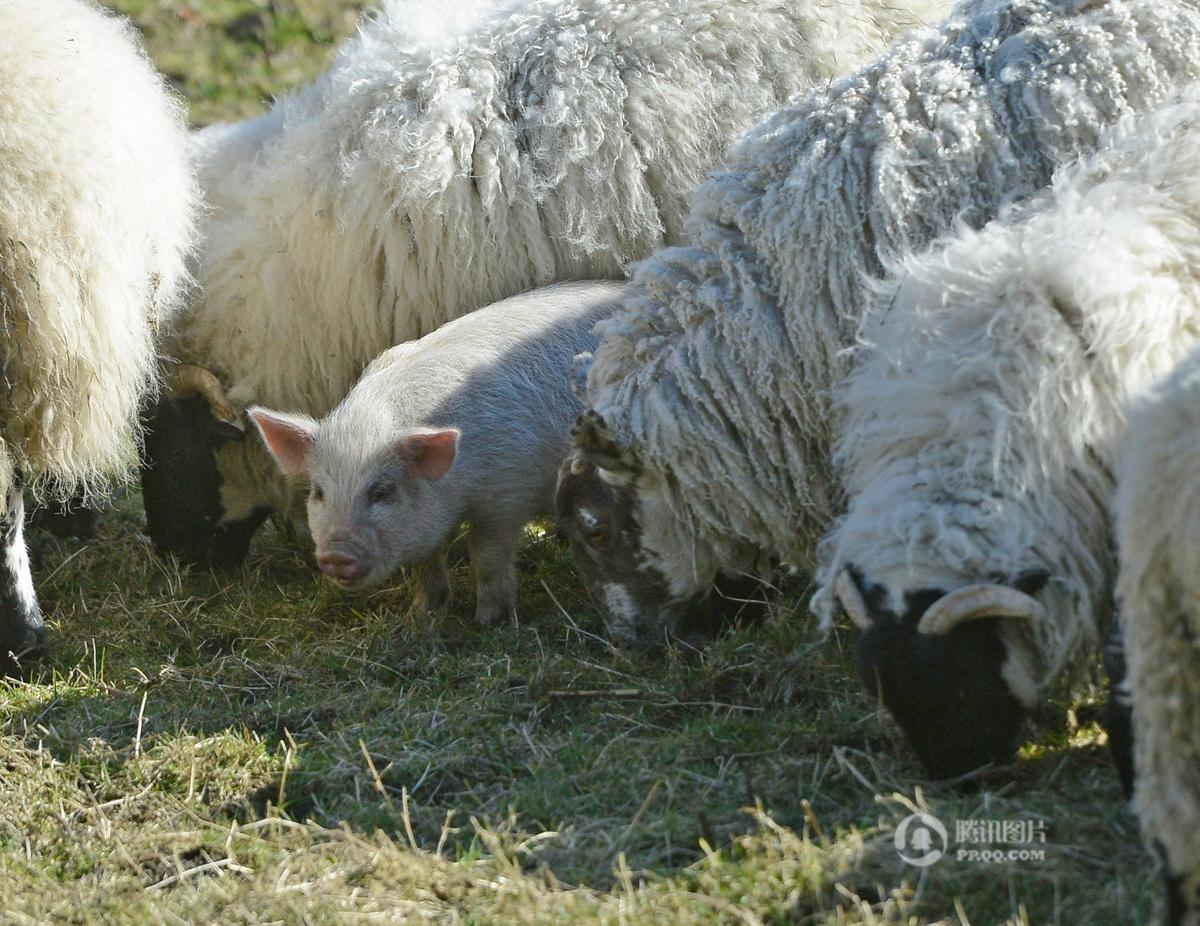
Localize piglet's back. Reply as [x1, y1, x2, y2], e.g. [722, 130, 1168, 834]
[328, 281, 626, 477]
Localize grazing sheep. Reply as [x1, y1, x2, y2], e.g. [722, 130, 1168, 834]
[817, 88, 1200, 778]
[559, 0, 1200, 652]
[252, 281, 624, 625]
[0, 0, 196, 672]
[1113, 345, 1200, 926]
[141, 0, 942, 568]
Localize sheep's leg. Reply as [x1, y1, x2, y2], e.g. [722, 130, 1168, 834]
[1102, 619, 1134, 798]
[411, 554, 450, 613]
[468, 520, 521, 626]
[32, 488, 102, 539]
[0, 480, 46, 677]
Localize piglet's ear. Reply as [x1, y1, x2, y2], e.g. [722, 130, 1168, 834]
[396, 429, 460, 481]
[248, 407, 318, 477]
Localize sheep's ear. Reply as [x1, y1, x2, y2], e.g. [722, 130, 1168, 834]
[571, 410, 638, 476]
[395, 429, 459, 481]
[249, 408, 317, 477]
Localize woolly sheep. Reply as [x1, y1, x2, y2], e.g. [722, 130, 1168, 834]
[251, 281, 624, 625]
[1111, 345, 1200, 926]
[140, 0, 942, 568]
[0, 0, 196, 673]
[817, 88, 1200, 778]
[559, 0, 1200, 651]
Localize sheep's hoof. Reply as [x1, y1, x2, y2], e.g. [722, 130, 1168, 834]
[32, 498, 102, 540]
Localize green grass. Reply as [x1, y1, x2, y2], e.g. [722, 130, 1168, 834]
[0, 2, 1160, 922]
[107, 0, 371, 124]
[3, 493, 1154, 924]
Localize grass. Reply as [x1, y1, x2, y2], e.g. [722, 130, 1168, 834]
[107, 0, 371, 124]
[0, 2, 1159, 922]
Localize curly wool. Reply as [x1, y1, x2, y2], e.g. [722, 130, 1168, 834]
[170, 0, 940, 519]
[0, 0, 196, 501]
[1117, 346, 1200, 924]
[816, 90, 1200, 690]
[585, 0, 1200, 591]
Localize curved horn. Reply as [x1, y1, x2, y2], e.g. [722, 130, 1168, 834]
[835, 569, 872, 631]
[917, 584, 1044, 636]
[170, 364, 243, 430]
[568, 452, 588, 476]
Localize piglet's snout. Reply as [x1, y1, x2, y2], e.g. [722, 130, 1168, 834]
[318, 550, 364, 583]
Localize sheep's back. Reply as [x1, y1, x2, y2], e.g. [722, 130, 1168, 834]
[585, 0, 1200, 570]
[176, 0, 943, 422]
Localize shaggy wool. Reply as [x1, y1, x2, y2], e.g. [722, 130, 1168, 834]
[584, 0, 1200, 605]
[815, 89, 1200, 692]
[0, 0, 196, 500]
[1117, 342, 1200, 923]
[169, 0, 942, 521]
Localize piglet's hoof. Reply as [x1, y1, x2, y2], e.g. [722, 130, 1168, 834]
[475, 601, 515, 626]
[413, 581, 450, 614]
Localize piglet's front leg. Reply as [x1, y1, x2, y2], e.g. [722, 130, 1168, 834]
[468, 520, 520, 626]
[411, 554, 450, 613]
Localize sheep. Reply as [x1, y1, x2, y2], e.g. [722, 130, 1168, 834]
[0, 0, 196, 673]
[1112, 345, 1200, 926]
[559, 0, 1200, 652]
[814, 87, 1200, 778]
[251, 281, 625, 625]
[139, 0, 945, 568]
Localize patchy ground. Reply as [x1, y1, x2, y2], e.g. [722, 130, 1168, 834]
[0, 2, 1155, 922]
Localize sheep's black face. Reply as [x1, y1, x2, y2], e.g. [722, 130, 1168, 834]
[141, 394, 269, 567]
[856, 599, 1025, 779]
[840, 568, 1044, 780]
[556, 455, 764, 647]
[556, 455, 693, 645]
[558, 409, 768, 647]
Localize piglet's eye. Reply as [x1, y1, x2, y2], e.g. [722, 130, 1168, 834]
[311, 485, 324, 503]
[368, 480, 396, 505]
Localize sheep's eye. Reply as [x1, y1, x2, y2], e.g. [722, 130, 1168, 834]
[310, 485, 324, 503]
[368, 480, 396, 505]
[583, 527, 608, 548]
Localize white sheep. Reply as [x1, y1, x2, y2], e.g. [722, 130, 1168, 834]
[559, 0, 1200, 652]
[816, 88, 1200, 778]
[141, 0, 943, 566]
[1114, 345, 1200, 926]
[0, 0, 196, 671]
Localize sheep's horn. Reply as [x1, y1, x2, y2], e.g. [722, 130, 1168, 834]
[835, 569, 872, 630]
[170, 364, 243, 430]
[917, 584, 1043, 636]
[568, 452, 588, 476]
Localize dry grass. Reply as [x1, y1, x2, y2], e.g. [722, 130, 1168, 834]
[0, 2, 1159, 922]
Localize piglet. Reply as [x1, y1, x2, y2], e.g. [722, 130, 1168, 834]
[249, 280, 624, 625]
